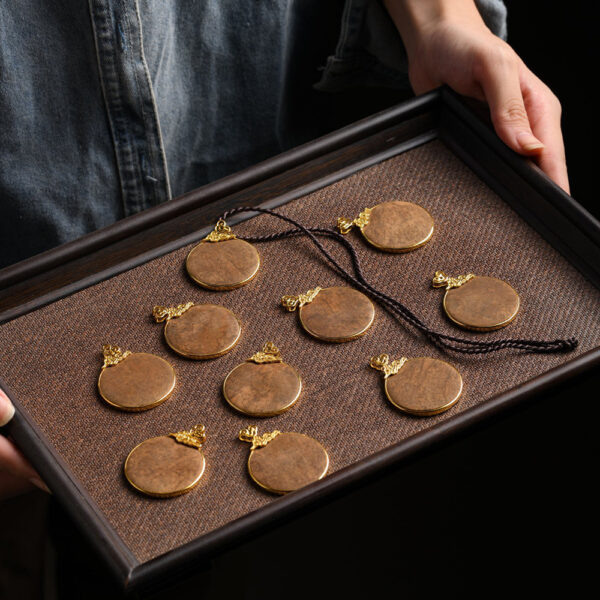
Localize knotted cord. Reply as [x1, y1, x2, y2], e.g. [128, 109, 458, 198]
[220, 206, 577, 355]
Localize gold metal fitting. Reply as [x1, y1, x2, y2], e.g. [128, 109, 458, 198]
[152, 302, 194, 323]
[170, 424, 206, 449]
[248, 342, 282, 364]
[369, 353, 408, 379]
[337, 208, 371, 235]
[101, 344, 132, 368]
[202, 219, 237, 243]
[239, 425, 281, 451]
[281, 286, 322, 312]
[432, 271, 475, 290]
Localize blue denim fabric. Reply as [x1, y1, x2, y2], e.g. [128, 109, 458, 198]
[0, 1, 124, 265]
[0, 0, 506, 270]
[316, 0, 507, 91]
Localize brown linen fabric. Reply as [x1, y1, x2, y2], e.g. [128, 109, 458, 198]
[0, 140, 598, 563]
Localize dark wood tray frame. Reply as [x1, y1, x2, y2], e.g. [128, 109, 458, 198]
[1, 88, 599, 595]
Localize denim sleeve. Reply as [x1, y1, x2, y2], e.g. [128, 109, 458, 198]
[315, 0, 507, 92]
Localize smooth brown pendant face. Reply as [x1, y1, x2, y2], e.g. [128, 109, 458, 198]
[186, 239, 260, 290]
[299, 286, 374, 342]
[124, 436, 205, 497]
[164, 304, 241, 359]
[247, 433, 329, 494]
[362, 201, 434, 252]
[223, 362, 302, 416]
[384, 357, 463, 416]
[98, 353, 176, 411]
[443, 276, 520, 331]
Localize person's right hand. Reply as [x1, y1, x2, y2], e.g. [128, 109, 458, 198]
[0, 387, 49, 499]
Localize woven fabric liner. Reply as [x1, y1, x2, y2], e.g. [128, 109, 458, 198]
[0, 141, 598, 563]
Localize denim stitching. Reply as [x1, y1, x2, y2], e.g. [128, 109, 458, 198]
[88, 0, 170, 216]
[88, 0, 144, 215]
[133, 0, 172, 203]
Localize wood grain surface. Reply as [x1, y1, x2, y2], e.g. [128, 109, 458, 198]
[223, 361, 302, 416]
[163, 304, 241, 358]
[444, 276, 520, 331]
[384, 357, 463, 416]
[247, 433, 329, 494]
[298, 286, 375, 342]
[362, 200, 434, 251]
[186, 239, 260, 290]
[124, 436, 205, 497]
[97, 353, 176, 411]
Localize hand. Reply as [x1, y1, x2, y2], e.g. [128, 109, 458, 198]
[384, 0, 569, 193]
[0, 387, 49, 499]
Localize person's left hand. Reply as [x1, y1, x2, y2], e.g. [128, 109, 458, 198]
[1, 387, 49, 499]
[384, 0, 569, 193]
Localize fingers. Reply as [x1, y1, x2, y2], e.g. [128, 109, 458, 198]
[521, 72, 570, 193]
[0, 435, 49, 493]
[474, 45, 570, 193]
[0, 387, 50, 494]
[0, 387, 15, 426]
[473, 45, 545, 156]
[537, 146, 570, 195]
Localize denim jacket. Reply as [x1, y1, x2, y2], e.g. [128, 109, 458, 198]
[0, 0, 505, 269]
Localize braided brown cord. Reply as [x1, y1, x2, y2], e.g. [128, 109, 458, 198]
[221, 206, 578, 355]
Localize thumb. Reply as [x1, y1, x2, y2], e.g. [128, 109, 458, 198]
[476, 50, 545, 155]
[0, 387, 15, 427]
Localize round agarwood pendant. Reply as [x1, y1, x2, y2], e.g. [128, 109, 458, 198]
[239, 426, 329, 494]
[281, 286, 375, 342]
[432, 271, 520, 331]
[186, 219, 260, 290]
[338, 201, 434, 252]
[97, 345, 176, 411]
[223, 342, 302, 417]
[124, 425, 207, 497]
[152, 302, 241, 359]
[370, 354, 463, 416]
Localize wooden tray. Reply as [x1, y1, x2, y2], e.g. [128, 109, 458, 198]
[1, 88, 599, 594]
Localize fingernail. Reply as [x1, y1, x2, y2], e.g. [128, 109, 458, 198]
[0, 396, 15, 427]
[29, 477, 51, 494]
[517, 132, 545, 152]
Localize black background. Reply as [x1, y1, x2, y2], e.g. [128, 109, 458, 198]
[506, 2, 598, 216]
